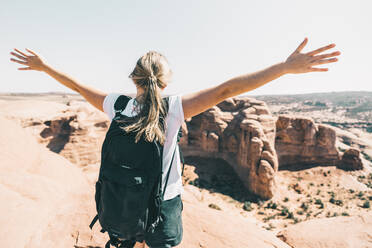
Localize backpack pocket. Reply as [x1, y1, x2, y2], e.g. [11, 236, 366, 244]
[98, 171, 152, 240]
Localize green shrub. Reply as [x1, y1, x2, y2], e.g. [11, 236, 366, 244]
[357, 191, 364, 198]
[366, 182, 372, 189]
[329, 197, 343, 206]
[287, 211, 294, 219]
[300, 202, 309, 211]
[280, 207, 289, 216]
[265, 201, 278, 209]
[243, 201, 253, 211]
[315, 198, 324, 209]
[362, 201, 370, 209]
[328, 191, 336, 198]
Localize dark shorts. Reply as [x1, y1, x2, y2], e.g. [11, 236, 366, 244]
[145, 194, 183, 248]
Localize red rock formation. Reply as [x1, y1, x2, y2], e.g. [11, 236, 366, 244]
[4, 100, 110, 167]
[180, 97, 278, 199]
[337, 148, 364, 171]
[275, 114, 340, 170]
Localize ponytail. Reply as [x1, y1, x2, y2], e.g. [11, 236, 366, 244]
[121, 51, 172, 145]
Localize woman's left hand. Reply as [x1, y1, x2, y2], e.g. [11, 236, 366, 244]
[10, 48, 48, 71]
[284, 38, 341, 74]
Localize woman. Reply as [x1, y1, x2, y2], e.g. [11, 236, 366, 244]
[10, 37, 340, 247]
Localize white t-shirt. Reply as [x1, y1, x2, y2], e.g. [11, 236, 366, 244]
[102, 93, 185, 201]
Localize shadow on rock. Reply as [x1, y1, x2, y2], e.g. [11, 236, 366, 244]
[184, 156, 262, 203]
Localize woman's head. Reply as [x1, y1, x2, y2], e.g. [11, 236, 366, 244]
[129, 51, 172, 91]
[122, 51, 172, 145]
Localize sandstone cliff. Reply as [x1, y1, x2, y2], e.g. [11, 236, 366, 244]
[180, 97, 278, 199]
[275, 114, 340, 170]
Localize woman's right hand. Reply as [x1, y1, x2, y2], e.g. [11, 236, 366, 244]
[10, 48, 48, 71]
[284, 37, 341, 74]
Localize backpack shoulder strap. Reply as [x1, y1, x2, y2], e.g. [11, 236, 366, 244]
[163, 96, 170, 113]
[113, 95, 132, 114]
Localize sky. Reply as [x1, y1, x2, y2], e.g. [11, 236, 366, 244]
[1, 0, 371, 96]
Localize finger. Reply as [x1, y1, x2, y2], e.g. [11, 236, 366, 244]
[10, 58, 28, 65]
[312, 51, 341, 60]
[14, 48, 28, 57]
[294, 37, 308, 53]
[10, 51, 27, 61]
[307, 43, 336, 56]
[308, 67, 329, 72]
[25, 48, 38, 56]
[311, 57, 338, 66]
[18, 67, 32, 70]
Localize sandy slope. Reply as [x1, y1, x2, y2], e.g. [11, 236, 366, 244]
[0, 115, 289, 247]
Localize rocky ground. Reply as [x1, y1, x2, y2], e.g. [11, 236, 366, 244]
[182, 160, 372, 232]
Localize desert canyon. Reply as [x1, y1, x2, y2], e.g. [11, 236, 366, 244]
[0, 91, 371, 248]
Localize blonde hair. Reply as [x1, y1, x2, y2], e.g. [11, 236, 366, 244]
[121, 51, 172, 145]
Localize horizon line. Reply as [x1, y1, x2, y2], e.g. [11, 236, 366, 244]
[1, 90, 371, 97]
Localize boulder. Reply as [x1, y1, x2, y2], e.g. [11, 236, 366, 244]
[337, 148, 364, 171]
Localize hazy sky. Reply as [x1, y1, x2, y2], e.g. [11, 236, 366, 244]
[1, 0, 371, 96]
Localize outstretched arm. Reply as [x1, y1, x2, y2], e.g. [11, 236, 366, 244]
[10, 48, 107, 112]
[182, 38, 341, 119]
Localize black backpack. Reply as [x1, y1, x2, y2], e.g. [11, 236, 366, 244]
[89, 95, 185, 248]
